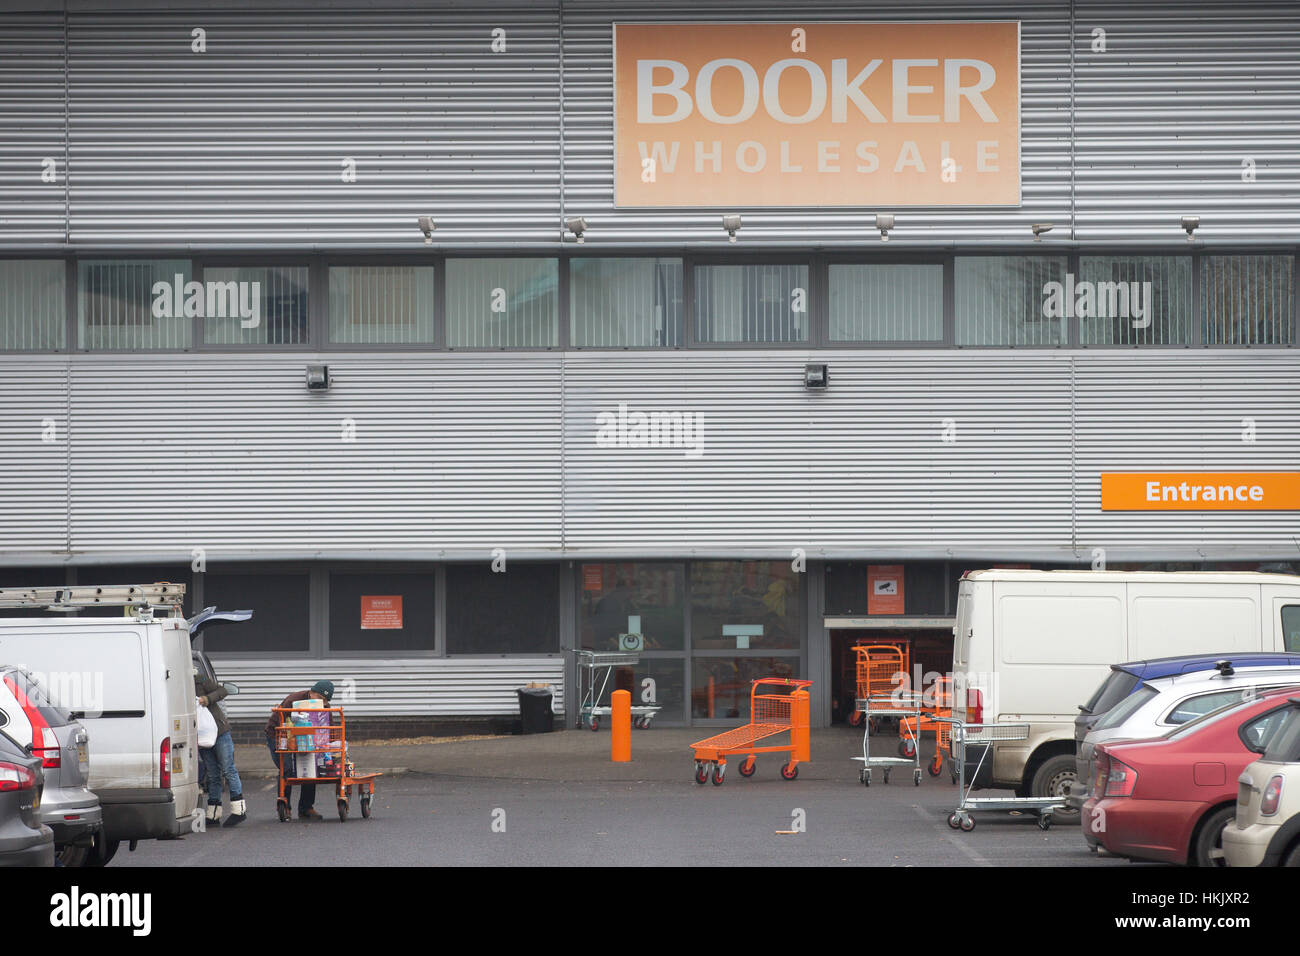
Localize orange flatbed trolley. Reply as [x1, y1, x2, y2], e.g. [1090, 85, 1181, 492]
[273, 705, 382, 822]
[849, 643, 911, 729]
[689, 678, 811, 785]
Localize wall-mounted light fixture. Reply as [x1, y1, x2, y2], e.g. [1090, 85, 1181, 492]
[804, 363, 828, 389]
[417, 216, 435, 244]
[1032, 223, 1053, 241]
[1181, 215, 1200, 242]
[723, 214, 742, 243]
[875, 213, 894, 242]
[565, 217, 588, 243]
[306, 364, 330, 390]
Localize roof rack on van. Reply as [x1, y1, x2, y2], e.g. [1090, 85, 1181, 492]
[0, 583, 186, 618]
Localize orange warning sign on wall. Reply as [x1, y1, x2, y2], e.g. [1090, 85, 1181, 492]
[360, 595, 403, 629]
[867, 565, 905, 615]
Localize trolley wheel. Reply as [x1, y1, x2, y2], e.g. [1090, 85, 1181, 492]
[590, 717, 600, 732]
[337, 799, 349, 822]
[868, 717, 879, 734]
[883, 769, 891, 785]
[948, 812, 962, 830]
[711, 763, 725, 786]
[694, 762, 709, 785]
[898, 738, 916, 759]
[960, 815, 976, 832]
[360, 796, 372, 819]
[738, 756, 757, 778]
[780, 762, 798, 781]
[950, 772, 959, 786]
[635, 716, 647, 729]
[862, 769, 871, 787]
[848, 710, 863, 728]
[276, 800, 289, 823]
[913, 769, 922, 787]
[1038, 813, 1053, 832]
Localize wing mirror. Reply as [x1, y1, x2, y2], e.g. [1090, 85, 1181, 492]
[222, 682, 240, 696]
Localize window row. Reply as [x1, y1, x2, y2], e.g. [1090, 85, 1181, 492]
[0, 254, 1294, 351]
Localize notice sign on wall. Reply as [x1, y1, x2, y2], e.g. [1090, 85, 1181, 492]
[867, 565, 905, 615]
[613, 21, 1020, 207]
[1101, 473, 1300, 511]
[360, 595, 403, 629]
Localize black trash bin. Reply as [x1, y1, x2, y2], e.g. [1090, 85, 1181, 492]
[517, 685, 555, 735]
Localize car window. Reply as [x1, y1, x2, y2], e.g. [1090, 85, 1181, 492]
[1241, 707, 1292, 753]
[0, 709, 7, 729]
[1284, 606, 1300, 653]
[1166, 695, 1261, 739]
[1262, 706, 1300, 762]
[1093, 685, 1158, 731]
[1084, 670, 1141, 716]
[1, 670, 72, 726]
[1165, 690, 1247, 725]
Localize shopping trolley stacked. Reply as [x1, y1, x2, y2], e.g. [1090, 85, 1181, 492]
[852, 689, 923, 786]
[690, 678, 811, 785]
[898, 676, 956, 779]
[847, 642, 910, 729]
[931, 716, 1064, 831]
[574, 649, 662, 731]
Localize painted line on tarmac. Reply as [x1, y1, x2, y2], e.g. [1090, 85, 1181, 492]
[910, 803, 990, 865]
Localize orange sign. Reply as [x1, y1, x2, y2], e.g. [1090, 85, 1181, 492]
[1101, 473, 1300, 511]
[867, 565, 905, 615]
[614, 21, 1020, 207]
[360, 595, 403, 629]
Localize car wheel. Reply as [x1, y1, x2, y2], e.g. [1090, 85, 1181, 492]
[85, 837, 120, 867]
[1192, 806, 1236, 867]
[55, 844, 90, 867]
[1030, 755, 1078, 815]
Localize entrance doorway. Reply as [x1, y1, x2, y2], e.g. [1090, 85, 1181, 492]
[829, 628, 955, 724]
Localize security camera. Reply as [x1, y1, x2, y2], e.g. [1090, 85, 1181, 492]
[1032, 223, 1053, 240]
[723, 214, 742, 243]
[417, 216, 435, 244]
[875, 214, 895, 242]
[1181, 216, 1200, 242]
[565, 217, 588, 244]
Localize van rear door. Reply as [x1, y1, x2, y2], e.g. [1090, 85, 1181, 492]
[158, 620, 198, 817]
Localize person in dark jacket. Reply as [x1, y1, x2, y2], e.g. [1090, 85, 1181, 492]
[195, 665, 246, 827]
[265, 680, 334, 821]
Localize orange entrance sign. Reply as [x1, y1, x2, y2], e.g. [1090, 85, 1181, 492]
[1100, 473, 1300, 511]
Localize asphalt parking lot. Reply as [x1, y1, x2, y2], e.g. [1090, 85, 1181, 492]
[117, 727, 1147, 867]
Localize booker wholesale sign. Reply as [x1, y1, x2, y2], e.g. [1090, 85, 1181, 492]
[613, 21, 1020, 207]
[1101, 473, 1300, 511]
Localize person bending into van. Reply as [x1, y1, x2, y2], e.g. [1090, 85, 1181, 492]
[195, 665, 246, 827]
[265, 681, 335, 821]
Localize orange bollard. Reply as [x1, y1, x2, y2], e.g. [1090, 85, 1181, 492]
[791, 689, 811, 765]
[611, 689, 631, 762]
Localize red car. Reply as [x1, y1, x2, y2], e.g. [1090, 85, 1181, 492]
[1082, 685, 1300, 866]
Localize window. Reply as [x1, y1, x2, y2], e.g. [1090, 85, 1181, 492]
[1077, 256, 1192, 346]
[694, 263, 809, 343]
[1166, 690, 1248, 725]
[445, 258, 557, 348]
[570, 258, 683, 347]
[1093, 685, 1157, 731]
[74, 565, 193, 618]
[691, 561, 801, 651]
[829, 263, 943, 342]
[955, 256, 1067, 346]
[1241, 706, 1292, 753]
[1202, 255, 1294, 345]
[78, 259, 192, 349]
[201, 572, 310, 653]
[1284, 606, 1300, 653]
[445, 564, 559, 654]
[328, 572, 434, 652]
[579, 563, 684, 651]
[0, 260, 65, 350]
[202, 266, 309, 345]
[1263, 707, 1300, 762]
[691, 657, 799, 720]
[329, 265, 435, 345]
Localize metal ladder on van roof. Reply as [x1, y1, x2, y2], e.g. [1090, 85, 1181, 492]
[0, 583, 186, 618]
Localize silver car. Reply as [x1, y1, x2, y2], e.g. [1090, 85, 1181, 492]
[0, 666, 103, 866]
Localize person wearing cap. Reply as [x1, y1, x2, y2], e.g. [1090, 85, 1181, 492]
[265, 680, 335, 821]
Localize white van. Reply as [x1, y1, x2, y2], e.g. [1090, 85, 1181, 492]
[952, 569, 1300, 802]
[0, 584, 199, 865]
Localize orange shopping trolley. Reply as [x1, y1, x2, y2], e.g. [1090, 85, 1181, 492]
[690, 678, 812, 786]
[273, 704, 382, 822]
[899, 676, 957, 780]
[848, 643, 911, 729]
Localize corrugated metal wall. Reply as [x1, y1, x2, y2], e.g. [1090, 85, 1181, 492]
[209, 656, 565, 719]
[3, 1, 1299, 248]
[1, 349, 1294, 563]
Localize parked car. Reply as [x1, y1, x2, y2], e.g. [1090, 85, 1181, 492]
[1082, 686, 1299, 865]
[1075, 662, 1300, 816]
[0, 666, 101, 865]
[1224, 695, 1300, 866]
[0, 727, 54, 867]
[952, 569, 1300, 801]
[1068, 653, 1300, 809]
